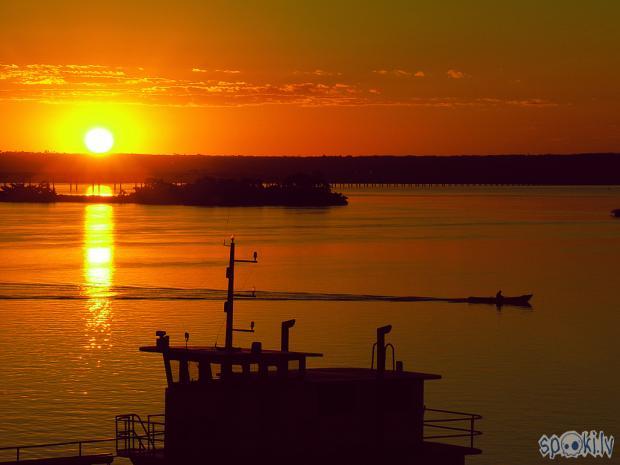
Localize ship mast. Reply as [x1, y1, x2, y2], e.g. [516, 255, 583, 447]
[224, 237, 257, 350]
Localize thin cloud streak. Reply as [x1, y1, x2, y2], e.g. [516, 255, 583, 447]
[0, 63, 556, 109]
[192, 68, 242, 74]
[294, 69, 342, 77]
[447, 69, 468, 79]
[373, 69, 425, 78]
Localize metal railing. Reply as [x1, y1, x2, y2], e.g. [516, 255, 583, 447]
[0, 438, 114, 463]
[0, 414, 165, 463]
[147, 414, 165, 451]
[115, 413, 165, 456]
[370, 342, 396, 370]
[423, 407, 482, 449]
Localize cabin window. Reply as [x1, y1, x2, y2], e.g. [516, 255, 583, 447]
[169, 360, 180, 383]
[188, 361, 199, 382]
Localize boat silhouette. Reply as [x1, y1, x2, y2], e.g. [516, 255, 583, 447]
[466, 294, 533, 307]
[124, 238, 483, 465]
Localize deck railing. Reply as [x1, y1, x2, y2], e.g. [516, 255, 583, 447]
[0, 414, 165, 463]
[423, 407, 482, 449]
[2, 409, 478, 461]
[0, 438, 114, 463]
[115, 413, 165, 456]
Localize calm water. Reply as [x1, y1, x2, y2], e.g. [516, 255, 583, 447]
[1, 187, 619, 464]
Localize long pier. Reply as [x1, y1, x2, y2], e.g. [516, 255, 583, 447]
[329, 183, 537, 188]
[3, 181, 554, 194]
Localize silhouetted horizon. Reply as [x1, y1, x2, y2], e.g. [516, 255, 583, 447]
[0, 176, 348, 207]
[2, 152, 620, 185]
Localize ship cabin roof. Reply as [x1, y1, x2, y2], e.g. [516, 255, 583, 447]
[140, 344, 441, 385]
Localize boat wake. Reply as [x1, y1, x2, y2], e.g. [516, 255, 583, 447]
[0, 282, 454, 303]
[0, 282, 532, 307]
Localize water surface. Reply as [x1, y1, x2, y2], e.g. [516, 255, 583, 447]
[1, 186, 619, 464]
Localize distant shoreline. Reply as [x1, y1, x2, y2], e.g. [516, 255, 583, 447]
[0, 177, 348, 207]
[0, 195, 347, 207]
[2, 152, 620, 185]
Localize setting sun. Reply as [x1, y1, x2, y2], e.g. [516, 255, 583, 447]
[84, 128, 114, 154]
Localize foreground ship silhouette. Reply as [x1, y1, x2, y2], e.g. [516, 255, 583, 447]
[120, 238, 482, 465]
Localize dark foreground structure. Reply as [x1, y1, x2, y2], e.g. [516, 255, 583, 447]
[128, 338, 481, 465]
[117, 239, 482, 465]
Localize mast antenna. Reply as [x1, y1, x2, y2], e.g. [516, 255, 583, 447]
[223, 237, 258, 350]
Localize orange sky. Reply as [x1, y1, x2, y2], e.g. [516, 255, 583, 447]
[0, 1, 619, 155]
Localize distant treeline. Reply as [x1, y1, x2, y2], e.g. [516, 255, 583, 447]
[1, 152, 620, 185]
[129, 175, 347, 206]
[0, 175, 348, 207]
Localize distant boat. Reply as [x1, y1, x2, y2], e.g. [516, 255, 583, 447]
[467, 294, 533, 307]
[612, 209, 620, 218]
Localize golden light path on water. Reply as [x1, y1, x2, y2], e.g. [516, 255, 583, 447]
[82, 204, 114, 351]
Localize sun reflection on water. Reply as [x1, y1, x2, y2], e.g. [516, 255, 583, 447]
[83, 204, 114, 350]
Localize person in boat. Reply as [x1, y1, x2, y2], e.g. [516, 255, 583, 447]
[494, 290, 504, 309]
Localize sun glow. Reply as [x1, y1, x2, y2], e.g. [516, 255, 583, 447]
[86, 185, 113, 197]
[84, 127, 114, 154]
[83, 204, 114, 350]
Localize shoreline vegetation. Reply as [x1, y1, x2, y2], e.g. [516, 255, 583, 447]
[2, 152, 620, 185]
[0, 175, 348, 207]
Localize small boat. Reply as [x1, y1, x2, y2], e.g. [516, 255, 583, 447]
[467, 294, 533, 307]
[612, 209, 620, 218]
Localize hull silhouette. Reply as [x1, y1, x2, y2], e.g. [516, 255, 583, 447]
[467, 294, 533, 307]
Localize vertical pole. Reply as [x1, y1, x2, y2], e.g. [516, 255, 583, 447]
[179, 359, 189, 384]
[198, 362, 212, 382]
[224, 238, 235, 350]
[163, 353, 173, 385]
[376, 325, 392, 377]
[377, 330, 386, 375]
[281, 319, 295, 352]
[281, 324, 289, 352]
